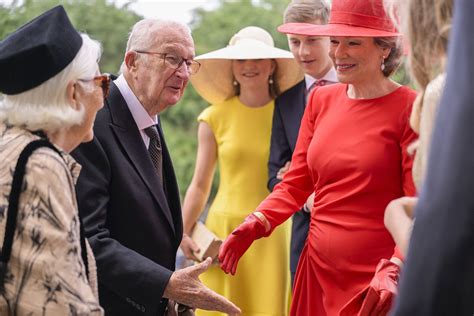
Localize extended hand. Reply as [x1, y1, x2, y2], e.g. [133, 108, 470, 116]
[218, 213, 269, 275]
[163, 258, 241, 315]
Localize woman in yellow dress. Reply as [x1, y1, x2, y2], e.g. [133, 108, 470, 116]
[180, 26, 303, 315]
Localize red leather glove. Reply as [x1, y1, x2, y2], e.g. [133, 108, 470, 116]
[218, 213, 269, 275]
[339, 259, 401, 316]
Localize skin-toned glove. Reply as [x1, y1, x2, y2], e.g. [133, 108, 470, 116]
[339, 258, 401, 316]
[218, 213, 270, 275]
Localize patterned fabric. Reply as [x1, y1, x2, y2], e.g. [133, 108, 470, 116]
[305, 80, 335, 101]
[144, 125, 163, 185]
[0, 124, 102, 315]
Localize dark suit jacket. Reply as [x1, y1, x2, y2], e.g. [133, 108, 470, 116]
[267, 80, 309, 276]
[268, 80, 306, 191]
[394, 1, 474, 314]
[72, 83, 183, 316]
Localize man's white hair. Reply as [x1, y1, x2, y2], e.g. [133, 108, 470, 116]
[119, 19, 192, 73]
[0, 34, 102, 133]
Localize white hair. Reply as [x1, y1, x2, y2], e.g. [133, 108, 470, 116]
[0, 33, 102, 133]
[119, 19, 192, 73]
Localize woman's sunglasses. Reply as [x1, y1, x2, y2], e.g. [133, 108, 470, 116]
[79, 73, 111, 98]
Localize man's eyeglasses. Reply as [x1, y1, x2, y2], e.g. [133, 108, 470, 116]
[134, 51, 201, 75]
[79, 73, 111, 98]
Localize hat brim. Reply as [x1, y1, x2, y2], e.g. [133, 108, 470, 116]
[278, 22, 400, 38]
[191, 46, 304, 105]
[195, 40, 296, 60]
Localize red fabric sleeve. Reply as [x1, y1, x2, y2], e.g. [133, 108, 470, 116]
[399, 100, 418, 197]
[256, 89, 320, 229]
[393, 91, 418, 261]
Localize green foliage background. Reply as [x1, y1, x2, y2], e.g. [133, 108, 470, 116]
[0, 0, 409, 200]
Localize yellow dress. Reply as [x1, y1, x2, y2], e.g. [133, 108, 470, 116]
[197, 96, 291, 316]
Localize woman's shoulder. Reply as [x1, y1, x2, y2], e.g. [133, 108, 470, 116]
[315, 82, 346, 95]
[0, 126, 64, 172]
[393, 85, 418, 101]
[198, 97, 236, 122]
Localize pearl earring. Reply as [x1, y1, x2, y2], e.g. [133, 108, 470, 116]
[233, 80, 238, 86]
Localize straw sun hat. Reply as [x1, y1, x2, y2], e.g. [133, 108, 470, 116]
[190, 26, 304, 105]
[278, 0, 400, 38]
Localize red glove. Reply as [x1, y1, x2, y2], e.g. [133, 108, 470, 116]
[339, 259, 401, 316]
[218, 213, 269, 275]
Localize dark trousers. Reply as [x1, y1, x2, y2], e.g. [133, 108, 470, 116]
[290, 209, 310, 288]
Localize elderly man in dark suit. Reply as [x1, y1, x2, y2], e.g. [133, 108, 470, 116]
[72, 19, 240, 316]
[269, 0, 337, 286]
[393, 0, 474, 314]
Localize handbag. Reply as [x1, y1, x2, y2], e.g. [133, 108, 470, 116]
[190, 222, 222, 262]
[0, 139, 90, 293]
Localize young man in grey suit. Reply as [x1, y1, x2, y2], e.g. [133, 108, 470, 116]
[72, 20, 240, 316]
[268, 0, 337, 287]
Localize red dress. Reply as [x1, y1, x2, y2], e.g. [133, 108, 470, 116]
[256, 84, 417, 315]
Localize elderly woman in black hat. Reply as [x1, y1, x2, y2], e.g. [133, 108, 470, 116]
[0, 6, 108, 315]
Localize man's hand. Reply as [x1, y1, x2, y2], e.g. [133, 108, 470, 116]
[180, 233, 201, 262]
[276, 161, 290, 180]
[163, 258, 241, 315]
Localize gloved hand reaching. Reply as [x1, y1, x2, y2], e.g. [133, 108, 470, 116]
[218, 212, 270, 275]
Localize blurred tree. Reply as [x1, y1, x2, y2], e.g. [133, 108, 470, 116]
[0, 0, 141, 74]
[163, 0, 291, 198]
[0, 0, 412, 201]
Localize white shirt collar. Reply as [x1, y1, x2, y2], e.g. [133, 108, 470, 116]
[304, 67, 338, 91]
[114, 74, 158, 147]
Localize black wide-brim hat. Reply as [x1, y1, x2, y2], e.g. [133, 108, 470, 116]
[0, 5, 82, 95]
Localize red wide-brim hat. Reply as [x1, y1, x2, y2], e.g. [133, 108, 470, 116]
[278, 0, 400, 38]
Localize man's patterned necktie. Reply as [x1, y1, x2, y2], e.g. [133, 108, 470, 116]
[144, 125, 163, 184]
[306, 79, 329, 101]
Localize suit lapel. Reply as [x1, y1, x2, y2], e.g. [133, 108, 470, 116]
[281, 81, 306, 150]
[106, 83, 176, 234]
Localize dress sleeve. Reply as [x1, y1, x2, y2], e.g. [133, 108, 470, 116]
[399, 100, 418, 197]
[392, 94, 419, 261]
[256, 89, 318, 229]
[197, 105, 214, 126]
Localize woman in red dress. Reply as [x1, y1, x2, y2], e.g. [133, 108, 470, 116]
[218, 0, 417, 315]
